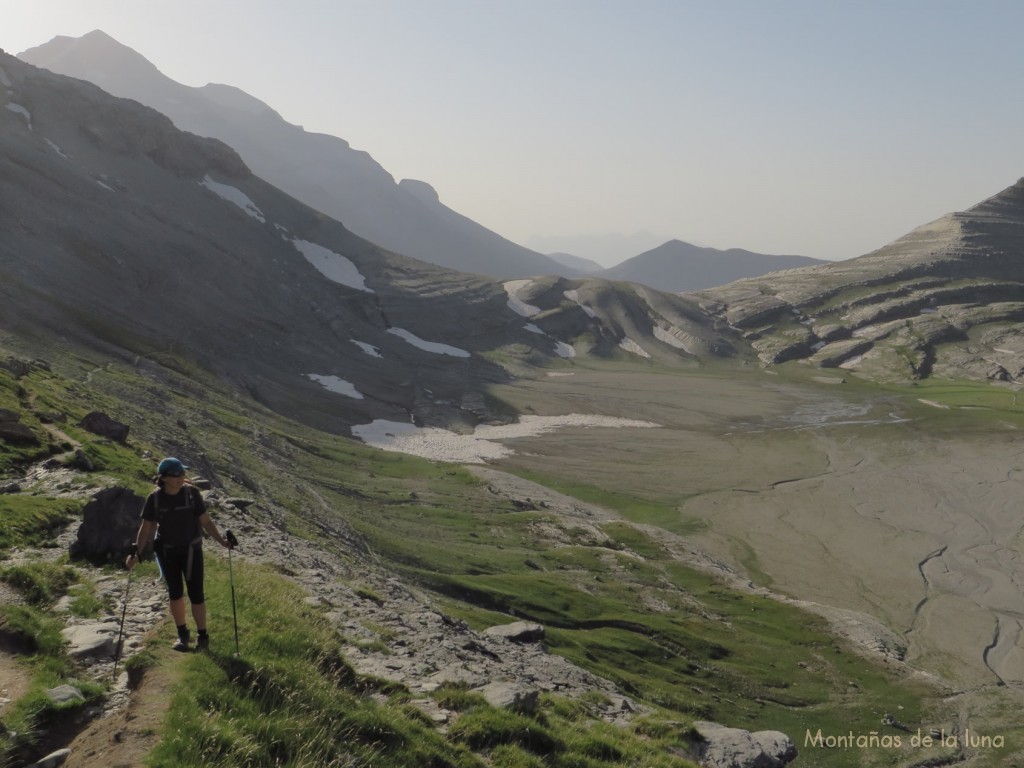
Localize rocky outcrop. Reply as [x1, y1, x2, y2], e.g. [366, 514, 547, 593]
[693, 721, 796, 768]
[0, 409, 37, 443]
[78, 412, 129, 444]
[69, 487, 146, 563]
[692, 178, 1024, 383]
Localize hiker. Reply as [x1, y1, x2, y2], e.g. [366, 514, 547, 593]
[125, 457, 234, 651]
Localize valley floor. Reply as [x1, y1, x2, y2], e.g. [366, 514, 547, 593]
[484, 365, 1024, 760]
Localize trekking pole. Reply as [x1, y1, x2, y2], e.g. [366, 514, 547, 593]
[112, 545, 136, 680]
[225, 530, 240, 656]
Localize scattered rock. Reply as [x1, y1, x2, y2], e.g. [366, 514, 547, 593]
[475, 681, 540, 714]
[0, 410, 38, 443]
[61, 624, 116, 658]
[45, 684, 86, 705]
[68, 449, 95, 472]
[0, 357, 49, 378]
[225, 497, 255, 510]
[987, 365, 1011, 381]
[483, 621, 545, 643]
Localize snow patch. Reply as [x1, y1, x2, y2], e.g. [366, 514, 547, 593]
[292, 239, 372, 292]
[653, 325, 688, 350]
[352, 340, 382, 358]
[306, 374, 364, 399]
[554, 341, 576, 358]
[5, 102, 32, 129]
[811, 341, 827, 352]
[96, 180, 115, 192]
[563, 289, 597, 318]
[387, 328, 470, 358]
[45, 138, 69, 159]
[504, 280, 541, 317]
[0, 68, 11, 88]
[524, 324, 544, 335]
[618, 337, 651, 358]
[200, 175, 265, 222]
[353, 414, 661, 463]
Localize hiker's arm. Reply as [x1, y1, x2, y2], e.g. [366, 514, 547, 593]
[126, 520, 157, 569]
[199, 512, 232, 548]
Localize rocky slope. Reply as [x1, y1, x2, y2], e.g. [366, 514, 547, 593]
[18, 31, 573, 279]
[692, 178, 1024, 382]
[0, 51, 728, 441]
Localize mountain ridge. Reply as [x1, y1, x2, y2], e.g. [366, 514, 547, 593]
[599, 239, 825, 293]
[18, 30, 573, 280]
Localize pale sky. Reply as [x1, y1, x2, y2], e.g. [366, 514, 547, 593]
[6, 1, 1024, 264]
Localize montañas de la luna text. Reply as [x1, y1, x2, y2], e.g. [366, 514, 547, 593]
[805, 729, 1004, 749]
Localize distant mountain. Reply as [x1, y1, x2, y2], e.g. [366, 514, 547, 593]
[525, 231, 670, 267]
[18, 30, 573, 279]
[601, 240, 825, 293]
[547, 252, 605, 274]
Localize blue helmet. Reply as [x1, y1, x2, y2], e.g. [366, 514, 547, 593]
[157, 457, 187, 477]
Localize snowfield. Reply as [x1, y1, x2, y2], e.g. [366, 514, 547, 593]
[353, 414, 660, 463]
[200, 175, 265, 222]
[292, 238, 372, 292]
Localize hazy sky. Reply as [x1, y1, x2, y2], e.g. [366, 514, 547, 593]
[7, 1, 1024, 264]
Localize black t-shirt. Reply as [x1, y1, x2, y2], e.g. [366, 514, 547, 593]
[141, 485, 205, 546]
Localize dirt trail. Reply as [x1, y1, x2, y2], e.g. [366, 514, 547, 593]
[61, 644, 184, 768]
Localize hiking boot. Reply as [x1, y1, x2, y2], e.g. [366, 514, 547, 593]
[172, 629, 190, 652]
[196, 634, 210, 652]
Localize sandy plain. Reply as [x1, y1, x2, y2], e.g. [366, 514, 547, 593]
[479, 364, 1024, 755]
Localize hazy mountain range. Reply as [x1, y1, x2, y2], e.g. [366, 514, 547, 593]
[18, 30, 569, 279]
[6, 33, 1024, 420]
[5, 41, 1024, 766]
[19, 31, 824, 292]
[0, 49, 730, 438]
[600, 241, 822, 292]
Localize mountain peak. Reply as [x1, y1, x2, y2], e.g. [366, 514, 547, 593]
[398, 179, 440, 205]
[20, 29, 160, 79]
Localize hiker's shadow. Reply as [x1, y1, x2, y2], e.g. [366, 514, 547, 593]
[211, 653, 291, 711]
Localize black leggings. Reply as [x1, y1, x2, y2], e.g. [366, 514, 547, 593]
[156, 543, 205, 604]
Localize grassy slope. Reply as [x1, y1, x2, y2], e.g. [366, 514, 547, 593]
[0, 345, 961, 766]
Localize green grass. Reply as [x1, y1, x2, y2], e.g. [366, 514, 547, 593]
[0, 602, 105, 763]
[0, 496, 81, 553]
[146, 560, 703, 767]
[343, 492, 946, 768]
[0, 561, 79, 606]
[0, 344, 956, 767]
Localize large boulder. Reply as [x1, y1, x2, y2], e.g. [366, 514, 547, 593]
[70, 487, 147, 563]
[79, 411, 130, 443]
[0, 409, 38, 444]
[693, 721, 796, 768]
